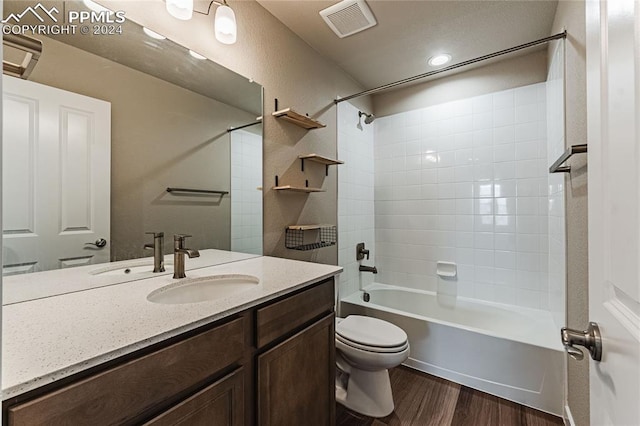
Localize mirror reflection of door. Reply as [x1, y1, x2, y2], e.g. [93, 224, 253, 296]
[2, 75, 111, 274]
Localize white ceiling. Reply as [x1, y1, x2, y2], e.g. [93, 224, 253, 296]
[256, 0, 559, 91]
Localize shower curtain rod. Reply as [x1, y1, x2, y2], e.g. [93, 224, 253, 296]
[334, 31, 567, 104]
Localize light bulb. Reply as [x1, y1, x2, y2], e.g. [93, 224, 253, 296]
[166, 0, 193, 20]
[215, 5, 237, 45]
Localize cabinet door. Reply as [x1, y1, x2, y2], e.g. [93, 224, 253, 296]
[257, 314, 335, 426]
[144, 368, 244, 426]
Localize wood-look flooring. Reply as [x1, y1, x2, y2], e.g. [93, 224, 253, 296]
[336, 366, 563, 426]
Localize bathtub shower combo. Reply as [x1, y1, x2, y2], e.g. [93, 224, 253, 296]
[341, 284, 563, 414]
[337, 48, 567, 417]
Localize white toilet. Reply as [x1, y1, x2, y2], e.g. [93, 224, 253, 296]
[335, 315, 410, 418]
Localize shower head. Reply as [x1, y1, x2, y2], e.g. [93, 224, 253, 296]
[358, 111, 375, 124]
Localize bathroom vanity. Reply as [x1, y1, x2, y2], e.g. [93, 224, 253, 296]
[2, 256, 341, 425]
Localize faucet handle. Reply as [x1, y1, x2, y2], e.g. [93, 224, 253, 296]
[174, 234, 193, 248]
[356, 242, 370, 260]
[145, 231, 164, 237]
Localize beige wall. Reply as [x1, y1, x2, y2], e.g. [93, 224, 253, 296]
[372, 49, 548, 117]
[101, 0, 371, 265]
[29, 36, 256, 260]
[549, 2, 590, 425]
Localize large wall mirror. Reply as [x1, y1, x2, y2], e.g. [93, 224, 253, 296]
[2, 1, 263, 290]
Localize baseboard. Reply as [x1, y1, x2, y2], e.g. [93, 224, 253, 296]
[564, 404, 576, 426]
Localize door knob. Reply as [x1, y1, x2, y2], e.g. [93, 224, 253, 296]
[561, 322, 602, 361]
[85, 238, 107, 248]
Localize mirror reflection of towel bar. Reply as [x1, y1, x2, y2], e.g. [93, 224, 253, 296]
[166, 187, 229, 195]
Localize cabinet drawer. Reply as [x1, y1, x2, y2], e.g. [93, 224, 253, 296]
[256, 279, 334, 348]
[144, 368, 244, 426]
[8, 317, 245, 426]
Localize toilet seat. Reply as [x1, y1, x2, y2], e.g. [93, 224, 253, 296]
[336, 334, 409, 353]
[336, 315, 408, 348]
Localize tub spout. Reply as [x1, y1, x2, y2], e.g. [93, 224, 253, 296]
[359, 265, 377, 274]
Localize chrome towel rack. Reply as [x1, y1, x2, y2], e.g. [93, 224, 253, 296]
[166, 187, 229, 195]
[549, 144, 588, 173]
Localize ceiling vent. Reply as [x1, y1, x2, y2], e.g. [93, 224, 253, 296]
[319, 0, 377, 38]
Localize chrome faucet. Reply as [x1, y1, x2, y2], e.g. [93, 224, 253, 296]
[359, 265, 378, 274]
[173, 234, 200, 279]
[144, 232, 165, 273]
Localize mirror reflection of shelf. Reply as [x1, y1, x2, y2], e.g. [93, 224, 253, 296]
[299, 154, 344, 176]
[272, 108, 326, 129]
[285, 225, 337, 251]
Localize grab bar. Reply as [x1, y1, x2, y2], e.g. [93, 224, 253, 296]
[549, 144, 588, 173]
[166, 187, 229, 195]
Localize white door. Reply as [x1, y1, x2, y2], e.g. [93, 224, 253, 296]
[586, 0, 640, 424]
[2, 76, 111, 274]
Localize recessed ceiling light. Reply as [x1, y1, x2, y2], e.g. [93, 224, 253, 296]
[143, 27, 166, 40]
[428, 54, 452, 67]
[189, 50, 207, 60]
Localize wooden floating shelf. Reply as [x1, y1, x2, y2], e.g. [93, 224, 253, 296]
[287, 224, 334, 230]
[298, 154, 344, 166]
[273, 185, 325, 193]
[272, 108, 326, 129]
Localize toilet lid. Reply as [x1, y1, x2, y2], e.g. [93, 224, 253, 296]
[336, 315, 408, 348]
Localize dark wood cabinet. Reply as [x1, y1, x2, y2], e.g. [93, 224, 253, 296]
[144, 368, 245, 426]
[6, 317, 246, 426]
[4, 278, 335, 426]
[258, 314, 335, 426]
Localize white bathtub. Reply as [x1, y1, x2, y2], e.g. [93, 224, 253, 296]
[340, 283, 564, 415]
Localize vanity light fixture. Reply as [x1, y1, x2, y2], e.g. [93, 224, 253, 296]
[189, 50, 207, 60]
[214, 3, 237, 45]
[166, 0, 194, 21]
[428, 53, 452, 67]
[143, 27, 167, 40]
[165, 0, 238, 44]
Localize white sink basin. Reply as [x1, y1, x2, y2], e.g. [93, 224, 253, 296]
[147, 274, 260, 304]
[90, 262, 173, 276]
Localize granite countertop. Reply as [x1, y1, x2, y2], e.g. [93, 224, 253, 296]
[2, 255, 342, 399]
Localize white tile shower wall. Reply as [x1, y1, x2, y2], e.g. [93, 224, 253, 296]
[337, 102, 376, 301]
[374, 83, 550, 309]
[547, 42, 566, 329]
[230, 129, 263, 255]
